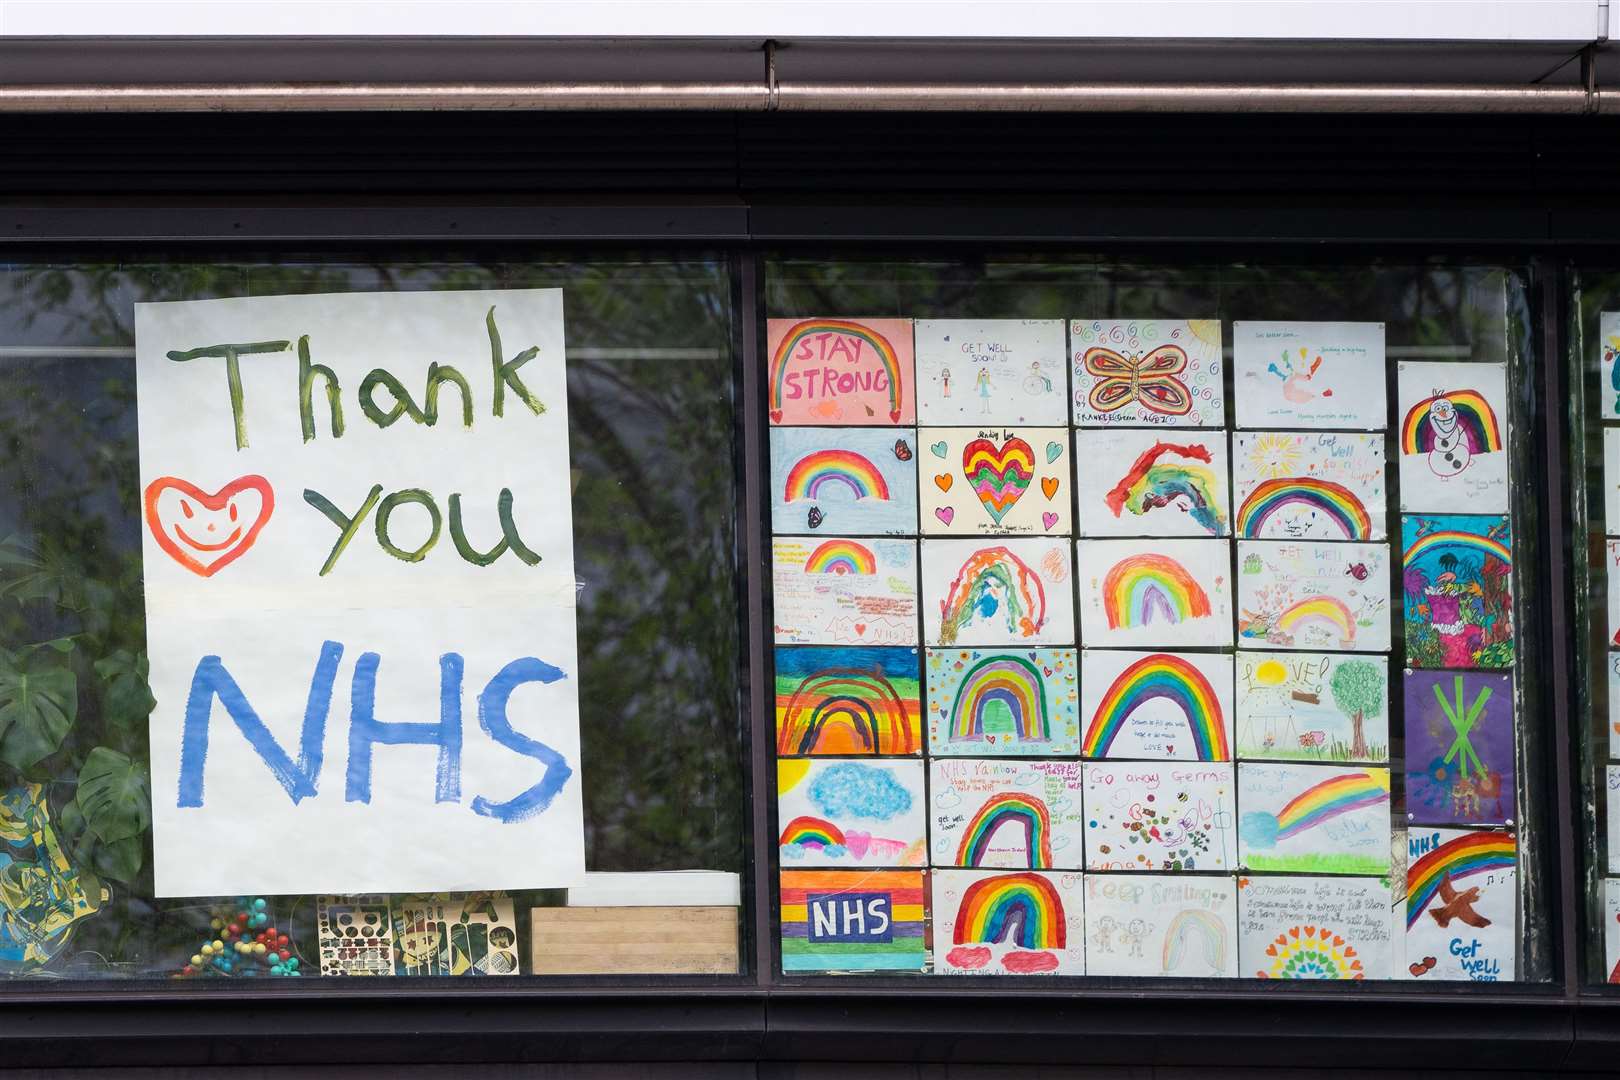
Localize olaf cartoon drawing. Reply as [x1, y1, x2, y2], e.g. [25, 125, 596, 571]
[1424, 394, 1471, 478]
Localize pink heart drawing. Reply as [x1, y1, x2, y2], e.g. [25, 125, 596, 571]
[843, 831, 872, 860]
[935, 506, 955, 525]
[1042, 511, 1059, 531]
[854, 623, 867, 636]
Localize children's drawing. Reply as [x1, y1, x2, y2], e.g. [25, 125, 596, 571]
[1606, 428, 1620, 527]
[767, 317, 915, 426]
[1601, 311, 1620, 421]
[1236, 540, 1390, 653]
[1397, 362, 1510, 513]
[1606, 878, 1620, 983]
[1084, 874, 1238, 978]
[1071, 319, 1224, 428]
[1232, 432, 1386, 541]
[1235, 652, 1389, 763]
[1401, 514, 1514, 669]
[390, 894, 518, 976]
[925, 647, 1080, 756]
[1082, 762, 1236, 872]
[1233, 321, 1386, 429]
[932, 869, 1084, 975]
[0, 784, 109, 972]
[921, 537, 1074, 647]
[780, 869, 927, 972]
[775, 646, 922, 756]
[777, 758, 927, 868]
[1079, 650, 1234, 762]
[1404, 828, 1516, 982]
[1610, 654, 1620, 760]
[1238, 763, 1392, 875]
[773, 536, 918, 646]
[915, 319, 1068, 425]
[1405, 670, 1515, 827]
[1610, 541, 1620, 648]
[769, 428, 920, 536]
[1238, 875, 1393, 980]
[1076, 538, 1234, 648]
[1611, 768, 1620, 874]
[920, 427, 1070, 536]
[929, 759, 1086, 870]
[1075, 430, 1231, 538]
[317, 896, 395, 976]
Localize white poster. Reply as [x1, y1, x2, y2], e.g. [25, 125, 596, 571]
[915, 319, 1068, 425]
[931, 868, 1085, 975]
[1403, 828, 1516, 982]
[772, 537, 919, 646]
[1071, 318, 1225, 428]
[1083, 873, 1239, 978]
[1236, 540, 1391, 653]
[1396, 362, 1510, 513]
[1074, 429, 1232, 538]
[1075, 538, 1234, 648]
[1081, 762, 1236, 872]
[1237, 875, 1394, 980]
[1233, 321, 1386, 430]
[137, 289, 585, 896]
[929, 759, 1086, 870]
[1231, 431, 1386, 542]
[920, 537, 1074, 647]
[1077, 650, 1234, 762]
[919, 427, 1071, 536]
[1610, 766, 1620, 875]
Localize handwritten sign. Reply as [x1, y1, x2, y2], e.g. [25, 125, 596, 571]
[137, 289, 585, 896]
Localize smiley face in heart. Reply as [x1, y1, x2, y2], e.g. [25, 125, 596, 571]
[962, 436, 1034, 525]
[144, 475, 274, 577]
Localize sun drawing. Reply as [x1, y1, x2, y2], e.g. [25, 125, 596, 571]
[1257, 925, 1364, 980]
[1246, 432, 1301, 480]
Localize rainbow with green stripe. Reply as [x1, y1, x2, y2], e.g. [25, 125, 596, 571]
[1101, 553, 1211, 629]
[953, 872, 1066, 948]
[1402, 529, 1511, 567]
[770, 319, 905, 422]
[783, 449, 891, 502]
[1406, 831, 1515, 929]
[779, 816, 846, 851]
[1236, 477, 1373, 540]
[947, 654, 1051, 744]
[1275, 770, 1389, 840]
[804, 539, 877, 575]
[1083, 653, 1228, 761]
[954, 792, 1053, 868]
[1401, 390, 1502, 454]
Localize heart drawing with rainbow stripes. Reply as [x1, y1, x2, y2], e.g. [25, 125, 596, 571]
[962, 436, 1034, 525]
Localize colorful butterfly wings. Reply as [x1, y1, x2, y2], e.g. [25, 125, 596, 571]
[1083, 344, 1193, 416]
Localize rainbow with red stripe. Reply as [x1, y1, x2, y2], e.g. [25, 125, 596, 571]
[783, 449, 891, 502]
[1401, 390, 1503, 454]
[953, 872, 1066, 948]
[1083, 653, 1228, 760]
[1236, 477, 1372, 540]
[954, 792, 1053, 868]
[1274, 770, 1389, 840]
[1406, 831, 1516, 929]
[770, 319, 905, 422]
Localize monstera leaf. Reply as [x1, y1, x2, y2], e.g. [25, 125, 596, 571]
[76, 746, 150, 845]
[94, 650, 155, 730]
[0, 639, 77, 769]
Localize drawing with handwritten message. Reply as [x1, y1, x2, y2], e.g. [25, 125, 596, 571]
[1397, 362, 1510, 513]
[766, 318, 914, 426]
[1084, 873, 1238, 978]
[1082, 762, 1236, 872]
[1238, 875, 1393, 980]
[1071, 319, 1224, 428]
[1403, 828, 1516, 982]
[1238, 763, 1391, 875]
[929, 759, 1086, 871]
[921, 537, 1074, 647]
[1235, 652, 1389, 763]
[773, 537, 918, 646]
[1079, 650, 1233, 762]
[932, 869, 1085, 975]
[1232, 432, 1386, 541]
[1233, 321, 1386, 429]
[1237, 541, 1390, 653]
[920, 427, 1071, 536]
[916, 319, 1068, 425]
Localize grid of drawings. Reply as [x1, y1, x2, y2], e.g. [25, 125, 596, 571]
[1596, 312, 1620, 984]
[768, 314, 1519, 980]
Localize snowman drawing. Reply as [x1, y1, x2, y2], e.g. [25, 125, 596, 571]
[1425, 395, 1472, 478]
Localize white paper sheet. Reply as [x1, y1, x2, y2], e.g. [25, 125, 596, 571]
[1074, 429, 1232, 538]
[915, 319, 1069, 425]
[1233, 321, 1386, 429]
[1071, 319, 1225, 428]
[1396, 362, 1510, 513]
[1238, 874, 1394, 980]
[1075, 538, 1234, 648]
[1083, 873, 1238, 978]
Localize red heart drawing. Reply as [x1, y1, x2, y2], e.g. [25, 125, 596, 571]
[144, 475, 275, 577]
[769, 409, 784, 423]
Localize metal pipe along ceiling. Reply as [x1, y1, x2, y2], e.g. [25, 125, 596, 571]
[0, 81, 1607, 113]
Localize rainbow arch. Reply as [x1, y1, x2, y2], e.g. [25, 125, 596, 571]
[770, 319, 904, 422]
[1406, 831, 1516, 929]
[1275, 770, 1389, 840]
[1275, 595, 1357, 647]
[1104, 440, 1227, 536]
[955, 792, 1053, 868]
[947, 654, 1051, 744]
[783, 449, 890, 503]
[804, 539, 877, 575]
[1101, 553, 1212, 630]
[938, 546, 1048, 645]
[1236, 477, 1373, 540]
[1403, 529, 1511, 568]
[1401, 391, 1503, 454]
[1162, 908, 1228, 973]
[778, 669, 916, 755]
[953, 872, 1066, 949]
[779, 816, 846, 850]
[1083, 653, 1228, 761]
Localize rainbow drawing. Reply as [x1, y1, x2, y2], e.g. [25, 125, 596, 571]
[1101, 553, 1212, 629]
[778, 666, 918, 755]
[937, 546, 1048, 645]
[1401, 390, 1503, 454]
[1104, 440, 1227, 535]
[1274, 595, 1357, 646]
[955, 792, 1053, 868]
[783, 449, 891, 503]
[1274, 770, 1390, 841]
[1236, 477, 1373, 540]
[953, 872, 1066, 949]
[770, 319, 905, 422]
[804, 539, 877, 575]
[1083, 653, 1228, 761]
[1162, 908, 1228, 973]
[780, 869, 927, 971]
[779, 816, 846, 850]
[947, 655, 1051, 744]
[1402, 529, 1512, 568]
[1406, 831, 1516, 929]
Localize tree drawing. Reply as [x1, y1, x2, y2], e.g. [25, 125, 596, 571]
[1329, 660, 1386, 760]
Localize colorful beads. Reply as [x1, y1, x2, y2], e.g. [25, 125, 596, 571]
[172, 897, 301, 978]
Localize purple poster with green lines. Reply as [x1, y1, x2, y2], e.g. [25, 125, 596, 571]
[1403, 670, 1514, 827]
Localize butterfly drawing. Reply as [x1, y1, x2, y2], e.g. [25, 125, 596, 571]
[893, 439, 913, 462]
[1082, 344, 1193, 416]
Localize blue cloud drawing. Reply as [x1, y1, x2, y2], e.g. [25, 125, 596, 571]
[809, 763, 913, 821]
[1239, 811, 1280, 849]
